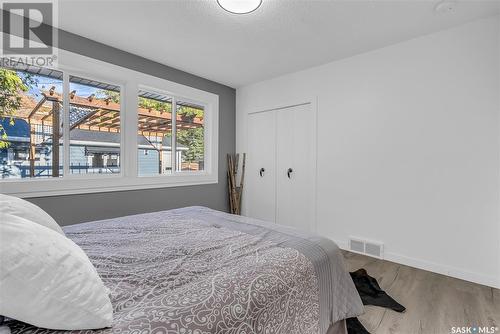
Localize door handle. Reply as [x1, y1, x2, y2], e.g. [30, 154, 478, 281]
[259, 168, 265, 177]
[287, 168, 293, 179]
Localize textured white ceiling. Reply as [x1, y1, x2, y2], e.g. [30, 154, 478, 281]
[58, 0, 500, 88]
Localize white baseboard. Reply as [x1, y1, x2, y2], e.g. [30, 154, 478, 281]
[331, 238, 499, 289]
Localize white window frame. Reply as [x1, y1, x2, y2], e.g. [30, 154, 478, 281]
[0, 49, 219, 197]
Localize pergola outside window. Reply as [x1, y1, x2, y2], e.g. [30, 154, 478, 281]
[1, 64, 206, 180]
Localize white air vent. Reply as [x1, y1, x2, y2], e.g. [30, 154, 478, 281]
[349, 237, 384, 259]
[349, 239, 364, 253]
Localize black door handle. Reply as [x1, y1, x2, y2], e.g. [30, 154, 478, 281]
[259, 168, 265, 177]
[287, 168, 293, 178]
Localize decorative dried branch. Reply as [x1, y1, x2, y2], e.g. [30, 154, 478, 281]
[227, 153, 246, 215]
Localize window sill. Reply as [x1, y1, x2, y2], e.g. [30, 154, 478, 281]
[0, 174, 218, 198]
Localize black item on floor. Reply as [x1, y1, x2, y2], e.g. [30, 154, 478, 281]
[346, 268, 406, 334]
[346, 317, 370, 334]
[350, 268, 406, 313]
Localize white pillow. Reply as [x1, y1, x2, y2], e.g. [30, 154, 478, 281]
[0, 194, 64, 236]
[0, 214, 113, 330]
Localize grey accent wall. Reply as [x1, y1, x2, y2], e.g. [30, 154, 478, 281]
[27, 30, 235, 226]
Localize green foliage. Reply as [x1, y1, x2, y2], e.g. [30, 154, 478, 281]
[139, 97, 172, 114]
[97, 90, 173, 114]
[96, 90, 120, 103]
[97, 90, 203, 118]
[177, 127, 204, 164]
[0, 69, 35, 149]
[177, 105, 203, 118]
[177, 106, 204, 165]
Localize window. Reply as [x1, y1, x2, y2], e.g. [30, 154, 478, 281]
[0, 65, 64, 179]
[176, 101, 205, 172]
[69, 76, 121, 175]
[1, 49, 218, 197]
[137, 90, 172, 176]
[137, 91, 207, 176]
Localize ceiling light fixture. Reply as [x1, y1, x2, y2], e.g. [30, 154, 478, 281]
[434, 1, 457, 14]
[217, 0, 262, 14]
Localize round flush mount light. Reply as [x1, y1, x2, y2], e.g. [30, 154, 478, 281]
[217, 0, 262, 14]
[434, 1, 457, 14]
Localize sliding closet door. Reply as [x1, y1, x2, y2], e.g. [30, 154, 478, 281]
[276, 103, 316, 232]
[246, 111, 276, 222]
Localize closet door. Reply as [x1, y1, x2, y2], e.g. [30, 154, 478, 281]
[276, 103, 316, 232]
[246, 111, 276, 222]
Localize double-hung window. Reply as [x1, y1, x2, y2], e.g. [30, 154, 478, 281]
[0, 50, 218, 197]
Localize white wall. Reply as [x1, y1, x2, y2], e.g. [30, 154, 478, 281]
[236, 16, 500, 288]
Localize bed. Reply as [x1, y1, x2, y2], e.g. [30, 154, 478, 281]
[6, 206, 363, 334]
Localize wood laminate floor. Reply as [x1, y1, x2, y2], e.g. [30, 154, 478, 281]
[343, 251, 500, 334]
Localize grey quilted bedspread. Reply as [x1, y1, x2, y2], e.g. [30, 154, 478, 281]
[7, 206, 363, 334]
